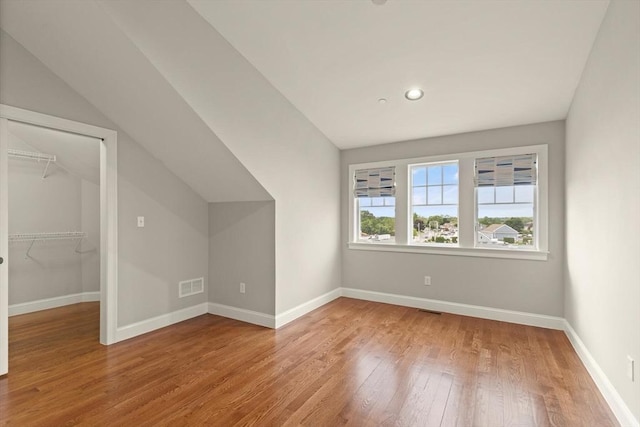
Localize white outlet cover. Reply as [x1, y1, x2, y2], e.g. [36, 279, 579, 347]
[137, 216, 145, 227]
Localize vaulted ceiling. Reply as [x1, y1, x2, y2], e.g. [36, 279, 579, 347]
[0, 0, 609, 201]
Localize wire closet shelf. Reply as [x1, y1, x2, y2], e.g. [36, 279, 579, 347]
[7, 148, 57, 179]
[9, 232, 87, 259]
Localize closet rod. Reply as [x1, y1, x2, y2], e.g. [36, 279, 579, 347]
[7, 148, 57, 178]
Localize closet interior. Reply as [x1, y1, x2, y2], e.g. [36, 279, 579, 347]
[6, 120, 100, 327]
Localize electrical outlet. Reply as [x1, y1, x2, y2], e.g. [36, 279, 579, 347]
[240, 282, 246, 294]
[628, 355, 635, 381]
[424, 276, 431, 286]
[137, 216, 145, 227]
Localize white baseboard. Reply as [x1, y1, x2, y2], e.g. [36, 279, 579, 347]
[206, 288, 342, 330]
[115, 303, 208, 342]
[8, 291, 100, 317]
[275, 288, 342, 328]
[564, 321, 639, 427]
[207, 287, 562, 331]
[208, 302, 275, 328]
[341, 287, 565, 330]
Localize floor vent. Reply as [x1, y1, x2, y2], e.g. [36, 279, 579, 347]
[179, 277, 205, 298]
[418, 309, 442, 315]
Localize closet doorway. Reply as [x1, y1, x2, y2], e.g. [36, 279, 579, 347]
[0, 105, 118, 376]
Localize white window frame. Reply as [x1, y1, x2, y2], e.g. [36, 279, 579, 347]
[348, 144, 548, 261]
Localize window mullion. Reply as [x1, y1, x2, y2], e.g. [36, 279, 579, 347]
[394, 166, 409, 245]
[458, 157, 475, 248]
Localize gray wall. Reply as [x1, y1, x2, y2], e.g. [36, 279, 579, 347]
[0, 30, 210, 326]
[341, 121, 565, 316]
[565, 0, 640, 421]
[209, 201, 275, 315]
[80, 179, 100, 293]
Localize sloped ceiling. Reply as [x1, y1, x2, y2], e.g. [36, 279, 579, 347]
[96, 0, 340, 204]
[0, 0, 271, 203]
[189, 0, 609, 148]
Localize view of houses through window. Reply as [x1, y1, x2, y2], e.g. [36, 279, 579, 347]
[476, 184, 535, 247]
[411, 162, 458, 244]
[358, 178, 536, 248]
[358, 186, 535, 248]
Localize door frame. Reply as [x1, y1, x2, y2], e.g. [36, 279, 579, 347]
[0, 105, 118, 375]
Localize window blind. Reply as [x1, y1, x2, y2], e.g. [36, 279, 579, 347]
[475, 154, 537, 187]
[354, 166, 396, 198]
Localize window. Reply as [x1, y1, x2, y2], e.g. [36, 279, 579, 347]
[475, 154, 537, 250]
[348, 145, 548, 260]
[410, 162, 458, 245]
[354, 167, 396, 243]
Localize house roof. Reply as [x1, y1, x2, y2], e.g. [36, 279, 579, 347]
[483, 224, 518, 234]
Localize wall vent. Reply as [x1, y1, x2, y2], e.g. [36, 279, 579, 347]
[179, 277, 205, 298]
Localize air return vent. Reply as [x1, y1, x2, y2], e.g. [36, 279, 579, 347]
[178, 277, 204, 298]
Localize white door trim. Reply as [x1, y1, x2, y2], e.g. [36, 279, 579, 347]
[0, 117, 9, 375]
[0, 105, 118, 376]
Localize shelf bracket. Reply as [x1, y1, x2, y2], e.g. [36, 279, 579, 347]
[25, 238, 35, 260]
[41, 157, 53, 179]
[74, 237, 92, 254]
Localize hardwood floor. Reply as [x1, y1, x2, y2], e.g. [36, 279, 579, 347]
[0, 298, 618, 426]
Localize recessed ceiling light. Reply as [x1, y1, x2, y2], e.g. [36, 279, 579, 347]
[378, 98, 387, 104]
[405, 88, 424, 101]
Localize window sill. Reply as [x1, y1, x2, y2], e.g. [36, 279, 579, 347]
[347, 242, 548, 261]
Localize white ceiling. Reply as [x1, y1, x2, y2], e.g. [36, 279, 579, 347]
[189, 0, 609, 149]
